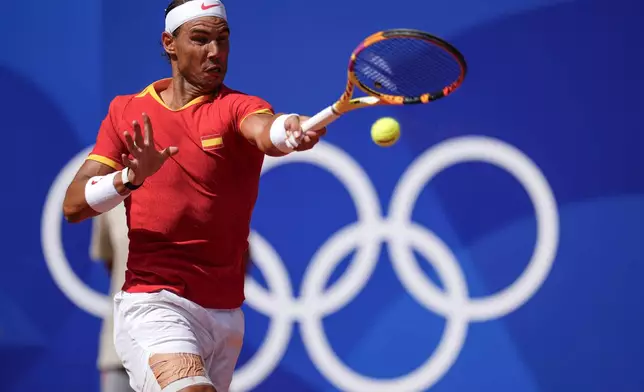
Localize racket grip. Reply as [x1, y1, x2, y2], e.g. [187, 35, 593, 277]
[301, 106, 340, 133]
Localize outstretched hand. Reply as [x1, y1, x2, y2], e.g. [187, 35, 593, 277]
[122, 113, 178, 185]
[284, 115, 327, 152]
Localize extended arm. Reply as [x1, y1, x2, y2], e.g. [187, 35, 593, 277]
[239, 112, 327, 157]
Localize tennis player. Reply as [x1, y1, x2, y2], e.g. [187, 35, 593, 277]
[62, 0, 326, 391]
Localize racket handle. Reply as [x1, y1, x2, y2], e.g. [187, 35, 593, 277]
[301, 105, 340, 133]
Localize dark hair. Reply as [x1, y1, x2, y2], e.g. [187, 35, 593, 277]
[162, 0, 193, 62]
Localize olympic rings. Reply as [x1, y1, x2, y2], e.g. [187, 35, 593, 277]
[41, 136, 559, 392]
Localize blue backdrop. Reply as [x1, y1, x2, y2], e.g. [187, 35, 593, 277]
[1, 0, 643, 390]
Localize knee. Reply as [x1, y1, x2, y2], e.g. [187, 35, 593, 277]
[149, 353, 216, 392]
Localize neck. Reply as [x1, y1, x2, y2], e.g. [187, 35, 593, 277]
[160, 70, 218, 110]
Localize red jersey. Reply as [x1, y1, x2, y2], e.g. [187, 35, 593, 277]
[88, 79, 273, 309]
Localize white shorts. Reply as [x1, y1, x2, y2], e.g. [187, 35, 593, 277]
[113, 290, 244, 392]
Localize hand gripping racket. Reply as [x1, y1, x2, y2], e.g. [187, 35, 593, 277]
[301, 28, 467, 133]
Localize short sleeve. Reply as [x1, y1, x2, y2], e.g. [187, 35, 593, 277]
[87, 98, 126, 170]
[90, 213, 113, 262]
[232, 94, 274, 132]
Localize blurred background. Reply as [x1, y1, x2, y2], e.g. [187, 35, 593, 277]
[1, 0, 643, 391]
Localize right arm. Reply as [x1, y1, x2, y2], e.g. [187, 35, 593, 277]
[63, 160, 132, 223]
[63, 112, 178, 224]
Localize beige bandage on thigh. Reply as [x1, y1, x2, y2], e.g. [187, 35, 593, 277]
[149, 353, 211, 390]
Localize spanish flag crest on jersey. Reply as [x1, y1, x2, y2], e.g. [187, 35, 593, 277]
[201, 134, 224, 150]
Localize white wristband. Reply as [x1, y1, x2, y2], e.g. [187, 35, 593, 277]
[269, 113, 301, 154]
[85, 171, 129, 213]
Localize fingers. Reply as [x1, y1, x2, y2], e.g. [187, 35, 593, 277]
[160, 146, 179, 160]
[284, 115, 308, 150]
[284, 115, 303, 140]
[124, 131, 140, 156]
[142, 113, 153, 146]
[284, 115, 327, 151]
[120, 113, 178, 184]
[133, 120, 145, 148]
[125, 114, 156, 157]
[310, 126, 327, 137]
[300, 126, 326, 143]
[303, 128, 324, 142]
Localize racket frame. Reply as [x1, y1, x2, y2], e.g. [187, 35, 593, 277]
[301, 28, 467, 132]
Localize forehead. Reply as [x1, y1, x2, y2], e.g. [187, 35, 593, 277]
[181, 17, 229, 34]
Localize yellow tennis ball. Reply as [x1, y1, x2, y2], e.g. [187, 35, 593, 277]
[371, 117, 401, 147]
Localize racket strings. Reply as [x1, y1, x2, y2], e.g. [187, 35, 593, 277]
[358, 39, 458, 95]
[354, 37, 463, 98]
[367, 39, 458, 95]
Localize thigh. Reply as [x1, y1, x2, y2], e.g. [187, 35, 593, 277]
[113, 291, 216, 392]
[206, 308, 245, 392]
[101, 368, 134, 392]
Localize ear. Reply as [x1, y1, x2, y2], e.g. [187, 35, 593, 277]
[162, 31, 177, 58]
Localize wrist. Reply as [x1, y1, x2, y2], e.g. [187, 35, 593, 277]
[123, 167, 144, 190]
[126, 167, 145, 186]
[269, 113, 300, 154]
[86, 172, 129, 213]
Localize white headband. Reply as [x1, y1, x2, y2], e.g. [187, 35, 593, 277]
[165, 0, 227, 34]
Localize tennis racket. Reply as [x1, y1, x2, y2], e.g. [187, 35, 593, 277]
[301, 28, 467, 133]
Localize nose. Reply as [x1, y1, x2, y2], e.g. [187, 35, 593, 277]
[206, 41, 220, 60]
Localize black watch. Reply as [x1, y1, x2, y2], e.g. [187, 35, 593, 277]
[122, 167, 143, 190]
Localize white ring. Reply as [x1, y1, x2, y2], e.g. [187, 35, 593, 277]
[300, 223, 469, 392]
[230, 231, 294, 391]
[389, 136, 559, 321]
[259, 141, 383, 316]
[41, 145, 110, 318]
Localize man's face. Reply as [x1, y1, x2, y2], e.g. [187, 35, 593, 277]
[165, 16, 230, 91]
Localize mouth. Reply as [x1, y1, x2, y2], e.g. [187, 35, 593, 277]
[204, 65, 222, 74]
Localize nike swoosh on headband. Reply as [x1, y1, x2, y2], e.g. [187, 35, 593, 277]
[201, 2, 221, 10]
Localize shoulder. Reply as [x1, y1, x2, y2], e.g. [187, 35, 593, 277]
[206, 86, 273, 128]
[218, 85, 272, 108]
[107, 80, 161, 116]
[105, 93, 138, 119]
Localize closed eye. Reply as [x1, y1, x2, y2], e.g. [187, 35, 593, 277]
[192, 36, 209, 45]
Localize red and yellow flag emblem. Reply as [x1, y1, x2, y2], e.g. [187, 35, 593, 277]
[201, 134, 224, 150]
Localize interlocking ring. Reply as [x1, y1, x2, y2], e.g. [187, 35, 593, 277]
[232, 137, 558, 392]
[41, 136, 558, 392]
